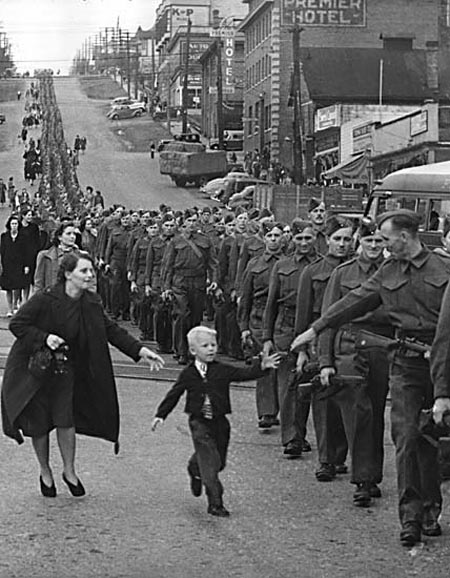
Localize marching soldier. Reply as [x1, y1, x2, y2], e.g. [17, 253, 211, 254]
[240, 221, 285, 429]
[104, 212, 132, 321]
[316, 218, 391, 507]
[145, 214, 177, 353]
[162, 209, 219, 365]
[262, 219, 318, 455]
[294, 216, 354, 481]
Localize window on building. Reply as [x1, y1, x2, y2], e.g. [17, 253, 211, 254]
[255, 101, 260, 134]
[382, 36, 413, 51]
[248, 105, 253, 135]
[265, 104, 271, 130]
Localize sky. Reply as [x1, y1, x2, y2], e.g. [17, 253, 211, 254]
[0, 0, 160, 74]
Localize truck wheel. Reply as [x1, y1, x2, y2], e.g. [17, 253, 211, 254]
[111, 114, 119, 120]
[134, 110, 142, 117]
[174, 177, 186, 187]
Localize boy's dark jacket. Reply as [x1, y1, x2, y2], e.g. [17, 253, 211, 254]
[155, 360, 266, 419]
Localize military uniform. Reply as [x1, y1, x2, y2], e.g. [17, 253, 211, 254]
[145, 234, 174, 353]
[312, 246, 450, 531]
[263, 249, 318, 448]
[295, 254, 349, 471]
[240, 251, 283, 421]
[129, 235, 153, 339]
[105, 226, 132, 320]
[216, 234, 242, 358]
[163, 231, 218, 361]
[318, 254, 391, 488]
[233, 233, 264, 297]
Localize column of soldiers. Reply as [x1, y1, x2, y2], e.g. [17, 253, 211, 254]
[48, 191, 450, 548]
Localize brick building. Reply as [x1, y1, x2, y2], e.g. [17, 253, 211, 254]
[240, 0, 450, 179]
[154, 0, 247, 110]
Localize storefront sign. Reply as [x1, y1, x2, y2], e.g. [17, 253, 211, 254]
[315, 104, 341, 131]
[223, 37, 235, 94]
[281, 0, 366, 27]
[410, 110, 428, 137]
[352, 122, 372, 154]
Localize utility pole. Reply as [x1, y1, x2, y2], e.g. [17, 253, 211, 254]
[291, 25, 304, 186]
[134, 47, 139, 100]
[259, 92, 265, 155]
[216, 38, 224, 150]
[125, 31, 131, 97]
[118, 28, 123, 87]
[182, 19, 192, 134]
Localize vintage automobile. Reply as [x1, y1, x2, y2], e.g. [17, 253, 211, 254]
[107, 103, 146, 120]
[365, 160, 450, 248]
[0, 113, 5, 124]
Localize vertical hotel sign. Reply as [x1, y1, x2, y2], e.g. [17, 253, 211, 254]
[210, 17, 236, 94]
[281, 0, 366, 27]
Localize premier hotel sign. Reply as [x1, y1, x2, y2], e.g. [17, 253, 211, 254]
[281, 0, 366, 27]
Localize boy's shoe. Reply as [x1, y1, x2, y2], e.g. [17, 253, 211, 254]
[208, 505, 230, 517]
[187, 468, 202, 497]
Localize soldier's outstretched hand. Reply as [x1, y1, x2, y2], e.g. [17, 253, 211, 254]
[291, 328, 316, 351]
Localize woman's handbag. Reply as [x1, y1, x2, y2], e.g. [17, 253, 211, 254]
[28, 346, 55, 380]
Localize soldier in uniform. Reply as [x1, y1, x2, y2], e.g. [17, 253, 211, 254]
[316, 218, 391, 507]
[104, 212, 132, 321]
[308, 198, 328, 255]
[294, 216, 353, 481]
[232, 209, 273, 299]
[239, 221, 285, 429]
[129, 219, 160, 340]
[96, 206, 124, 312]
[262, 219, 318, 455]
[145, 214, 177, 353]
[292, 210, 450, 547]
[162, 209, 219, 365]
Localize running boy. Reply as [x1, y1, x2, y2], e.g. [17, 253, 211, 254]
[152, 326, 281, 517]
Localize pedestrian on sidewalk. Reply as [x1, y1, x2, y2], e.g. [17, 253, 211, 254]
[150, 141, 156, 159]
[1, 252, 164, 499]
[152, 325, 280, 517]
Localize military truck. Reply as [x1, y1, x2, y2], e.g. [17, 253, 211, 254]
[159, 141, 228, 187]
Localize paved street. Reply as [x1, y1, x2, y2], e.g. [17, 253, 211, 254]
[1, 78, 450, 577]
[53, 77, 213, 211]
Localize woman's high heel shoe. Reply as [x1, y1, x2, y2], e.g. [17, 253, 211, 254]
[40, 476, 56, 498]
[62, 474, 86, 497]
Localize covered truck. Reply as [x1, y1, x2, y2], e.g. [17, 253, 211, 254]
[159, 141, 228, 187]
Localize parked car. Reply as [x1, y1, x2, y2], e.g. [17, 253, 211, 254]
[210, 130, 244, 151]
[107, 104, 146, 120]
[228, 185, 256, 210]
[110, 96, 137, 107]
[0, 113, 5, 124]
[200, 177, 227, 198]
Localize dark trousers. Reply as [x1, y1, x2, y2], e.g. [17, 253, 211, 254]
[390, 355, 442, 527]
[188, 415, 230, 507]
[312, 393, 348, 467]
[154, 298, 173, 352]
[172, 279, 206, 357]
[110, 261, 130, 318]
[251, 309, 279, 419]
[276, 353, 310, 446]
[365, 346, 389, 484]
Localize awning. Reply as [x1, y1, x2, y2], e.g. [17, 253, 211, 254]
[323, 153, 369, 184]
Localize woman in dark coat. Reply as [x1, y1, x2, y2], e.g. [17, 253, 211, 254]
[1, 252, 164, 498]
[20, 208, 41, 300]
[0, 215, 30, 316]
